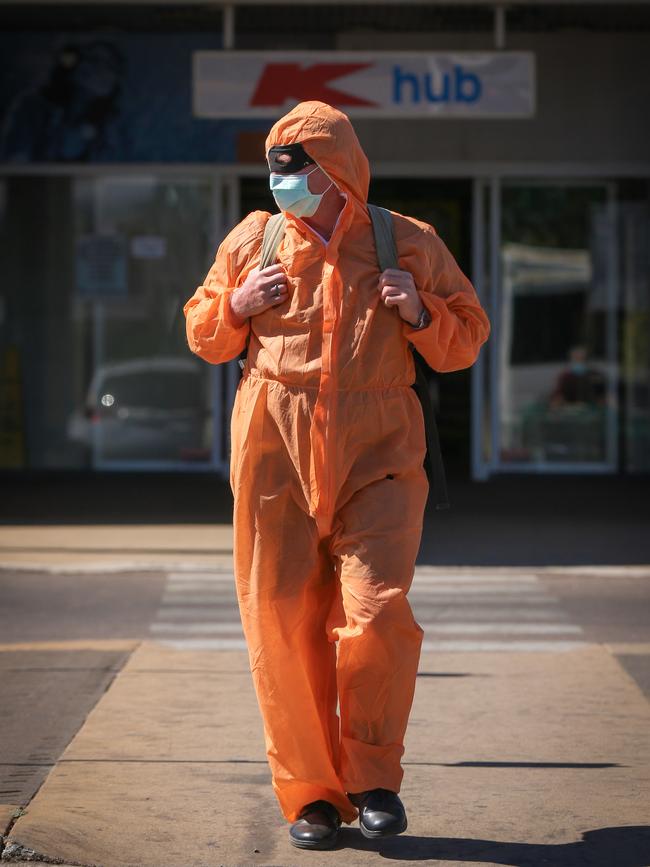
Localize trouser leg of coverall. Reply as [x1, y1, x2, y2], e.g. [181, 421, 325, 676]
[328, 468, 428, 796]
[233, 486, 359, 825]
[233, 472, 427, 822]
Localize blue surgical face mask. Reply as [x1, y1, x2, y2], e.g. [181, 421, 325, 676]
[269, 167, 333, 217]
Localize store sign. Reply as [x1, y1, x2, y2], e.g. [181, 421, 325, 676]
[193, 51, 535, 119]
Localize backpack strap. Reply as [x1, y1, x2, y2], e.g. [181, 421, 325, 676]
[368, 204, 450, 511]
[367, 204, 399, 273]
[237, 213, 286, 371]
[259, 212, 286, 271]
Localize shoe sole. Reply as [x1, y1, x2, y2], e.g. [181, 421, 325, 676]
[289, 835, 339, 850]
[359, 817, 408, 839]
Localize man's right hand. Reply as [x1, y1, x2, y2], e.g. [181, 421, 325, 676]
[230, 264, 289, 322]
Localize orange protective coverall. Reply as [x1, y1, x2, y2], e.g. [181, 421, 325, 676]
[184, 101, 491, 825]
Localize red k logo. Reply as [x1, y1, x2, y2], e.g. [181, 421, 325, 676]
[250, 63, 378, 108]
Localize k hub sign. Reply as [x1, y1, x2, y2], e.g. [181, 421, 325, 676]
[193, 51, 535, 119]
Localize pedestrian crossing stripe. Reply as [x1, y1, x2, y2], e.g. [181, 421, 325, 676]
[152, 569, 586, 652]
[150, 622, 583, 635]
[164, 571, 543, 584]
[150, 638, 590, 653]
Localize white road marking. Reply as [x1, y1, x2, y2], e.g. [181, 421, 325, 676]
[430, 608, 571, 620]
[539, 566, 650, 578]
[161, 594, 237, 604]
[151, 570, 586, 652]
[150, 623, 244, 634]
[413, 567, 540, 584]
[151, 622, 582, 636]
[164, 582, 236, 592]
[153, 638, 249, 650]
[420, 623, 583, 634]
[166, 572, 548, 585]
[151, 638, 590, 653]
[409, 595, 557, 604]
[410, 584, 546, 594]
[421, 640, 589, 652]
[166, 572, 236, 583]
[153, 606, 239, 618]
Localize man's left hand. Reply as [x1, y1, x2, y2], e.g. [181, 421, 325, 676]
[378, 268, 425, 327]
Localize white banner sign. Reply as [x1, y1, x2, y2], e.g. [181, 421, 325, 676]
[193, 51, 535, 119]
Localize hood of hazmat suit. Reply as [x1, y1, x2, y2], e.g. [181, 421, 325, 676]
[184, 101, 491, 826]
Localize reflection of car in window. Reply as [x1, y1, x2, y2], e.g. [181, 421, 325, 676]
[67, 357, 210, 462]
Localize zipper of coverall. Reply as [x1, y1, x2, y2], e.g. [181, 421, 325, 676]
[296, 199, 348, 533]
[319, 253, 341, 532]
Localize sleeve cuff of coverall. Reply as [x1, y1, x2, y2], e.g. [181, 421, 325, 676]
[223, 289, 250, 332]
[400, 291, 442, 341]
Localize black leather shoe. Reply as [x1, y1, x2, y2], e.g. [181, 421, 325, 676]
[347, 788, 408, 838]
[289, 799, 342, 850]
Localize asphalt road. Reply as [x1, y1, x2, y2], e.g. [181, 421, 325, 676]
[2, 567, 649, 646]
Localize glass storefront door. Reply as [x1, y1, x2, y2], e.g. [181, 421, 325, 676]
[473, 179, 620, 476]
[73, 175, 218, 469]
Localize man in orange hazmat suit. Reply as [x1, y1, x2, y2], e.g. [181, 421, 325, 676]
[184, 100, 491, 850]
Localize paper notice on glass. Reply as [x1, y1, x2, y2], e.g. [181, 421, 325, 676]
[131, 235, 167, 260]
[76, 234, 128, 298]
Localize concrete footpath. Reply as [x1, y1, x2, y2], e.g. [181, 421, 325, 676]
[1, 641, 649, 867]
[0, 525, 235, 571]
[1, 528, 650, 866]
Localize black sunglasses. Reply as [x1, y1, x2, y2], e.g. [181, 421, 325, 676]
[267, 143, 316, 174]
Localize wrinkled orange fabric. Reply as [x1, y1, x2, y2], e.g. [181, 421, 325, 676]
[184, 101, 491, 825]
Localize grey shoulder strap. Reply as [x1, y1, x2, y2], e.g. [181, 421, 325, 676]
[369, 202, 450, 510]
[263, 207, 397, 272]
[259, 212, 286, 270]
[367, 203, 398, 272]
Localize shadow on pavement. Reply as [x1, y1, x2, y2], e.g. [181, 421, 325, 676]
[335, 824, 650, 865]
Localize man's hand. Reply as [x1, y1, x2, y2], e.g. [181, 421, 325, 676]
[230, 264, 289, 322]
[378, 268, 425, 327]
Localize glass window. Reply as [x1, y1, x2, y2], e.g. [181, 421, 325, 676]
[496, 182, 617, 468]
[0, 173, 217, 469]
